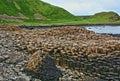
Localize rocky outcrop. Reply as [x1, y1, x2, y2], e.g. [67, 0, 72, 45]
[0, 13, 28, 22]
[34, 13, 46, 20]
[0, 25, 120, 81]
[26, 50, 62, 81]
[0, 24, 22, 31]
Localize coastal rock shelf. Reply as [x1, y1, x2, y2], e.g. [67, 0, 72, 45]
[0, 25, 120, 81]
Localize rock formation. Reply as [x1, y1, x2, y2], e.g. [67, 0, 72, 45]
[0, 25, 120, 81]
[26, 50, 62, 81]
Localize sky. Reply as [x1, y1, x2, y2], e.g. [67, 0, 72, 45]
[41, 0, 120, 16]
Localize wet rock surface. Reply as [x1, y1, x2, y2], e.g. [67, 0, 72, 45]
[0, 25, 120, 81]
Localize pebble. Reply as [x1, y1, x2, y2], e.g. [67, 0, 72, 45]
[0, 56, 4, 62]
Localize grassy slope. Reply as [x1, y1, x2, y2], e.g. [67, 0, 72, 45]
[87, 12, 120, 23]
[0, 0, 75, 20]
[0, 0, 120, 25]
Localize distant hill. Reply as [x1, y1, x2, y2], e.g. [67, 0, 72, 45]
[90, 11, 120, 22]
[0, 0, 74, 22]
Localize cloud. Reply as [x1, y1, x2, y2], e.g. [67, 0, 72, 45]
[41, 0, 120, 15]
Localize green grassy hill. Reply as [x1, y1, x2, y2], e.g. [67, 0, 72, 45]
[0, 0, 120, 25]
[88, 12, 120, 23]
[0, 0, 75, 22]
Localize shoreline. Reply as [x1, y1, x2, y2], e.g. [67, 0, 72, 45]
[101, 33, 120, 38]
[19, 25, 120, 38]
[19, 23, 120, 29]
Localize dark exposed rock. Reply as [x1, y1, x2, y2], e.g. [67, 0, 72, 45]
[26, 51, 62, 81]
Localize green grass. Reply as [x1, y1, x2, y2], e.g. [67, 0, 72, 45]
[0, 0, 120, 25]
[0, 0, 74, 20]
[1, 18, 120, 26]
[89, 12, 120, 22]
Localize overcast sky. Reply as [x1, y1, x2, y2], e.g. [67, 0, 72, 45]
[41, 0, 120, 16]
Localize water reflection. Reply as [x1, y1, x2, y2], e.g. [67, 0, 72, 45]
[85, 26, 120, 34]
